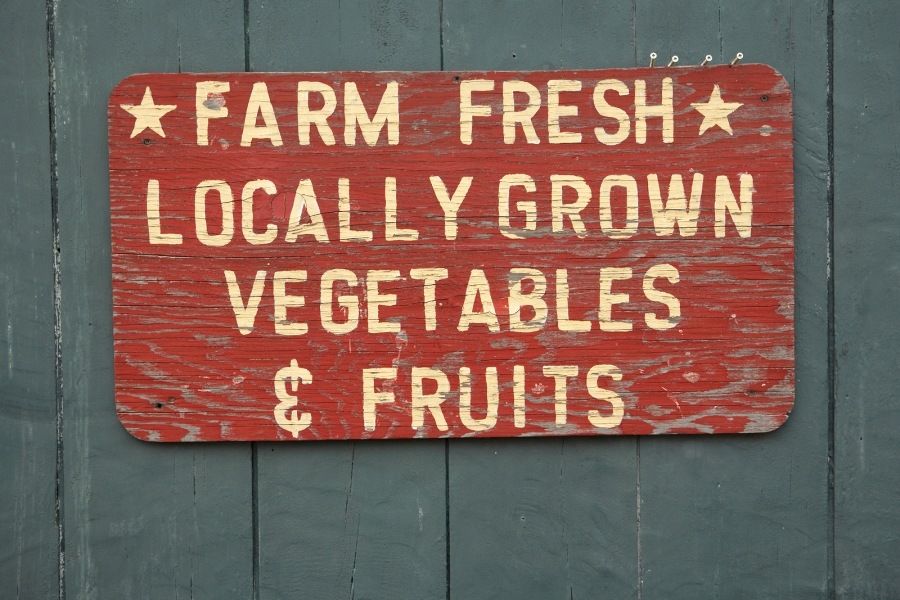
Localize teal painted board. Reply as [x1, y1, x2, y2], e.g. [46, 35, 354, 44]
[0, 1, 57, 597]
[443, 0, 637, 71]
[249, 1, 448, 598]
[258, 443, 446, 599]
[249, 0, 441, 72]
[247, 1, 342, 71]
[444, 0, 566, 70]
[443, 1, 639, 597]
[636, 1, 831, 598]
[634, 1, 721, 68]
[54, 1, 254, 597]
[834, 2, 900, 597]
[449, 438, 638, 599]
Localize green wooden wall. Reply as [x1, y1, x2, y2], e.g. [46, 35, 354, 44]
[2, 0, 897, 597]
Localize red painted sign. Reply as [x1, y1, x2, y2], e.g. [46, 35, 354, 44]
[108, 66, 793, 441]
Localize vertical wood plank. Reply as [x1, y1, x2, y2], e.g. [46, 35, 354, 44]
[55, 1, 254, 597]
[636, 2, 831, 598]
[442, 2, 640, 598]
[834, 2, 900, 597]
[249, 2, 447, 598]
[0, 1, 57, 597]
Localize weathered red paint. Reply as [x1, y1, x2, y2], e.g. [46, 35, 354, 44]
[108, 66, 793, 441]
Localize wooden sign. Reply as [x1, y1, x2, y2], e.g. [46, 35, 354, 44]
[109, 65, 793, 441]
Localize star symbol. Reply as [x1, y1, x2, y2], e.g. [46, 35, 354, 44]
[691, 84, 742, 136]
[120, 87, 177, 138]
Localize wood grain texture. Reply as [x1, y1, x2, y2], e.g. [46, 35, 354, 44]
[442, 3, 641, 598]
[636, 1, 831, 598]
[249, 2, 448, 598]
[108, 66, 793, 441]
[7, 1, 895, 597]
[0, 1, 58, 597]
[449, 436, 639, 599]
[54, 1, 254, 597]
[834, 2, 900, 597]
[258, 441, 445, 599]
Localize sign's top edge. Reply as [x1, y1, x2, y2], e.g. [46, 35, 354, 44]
[110, 63, 789, 103]
[115, 62, 780, 78]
